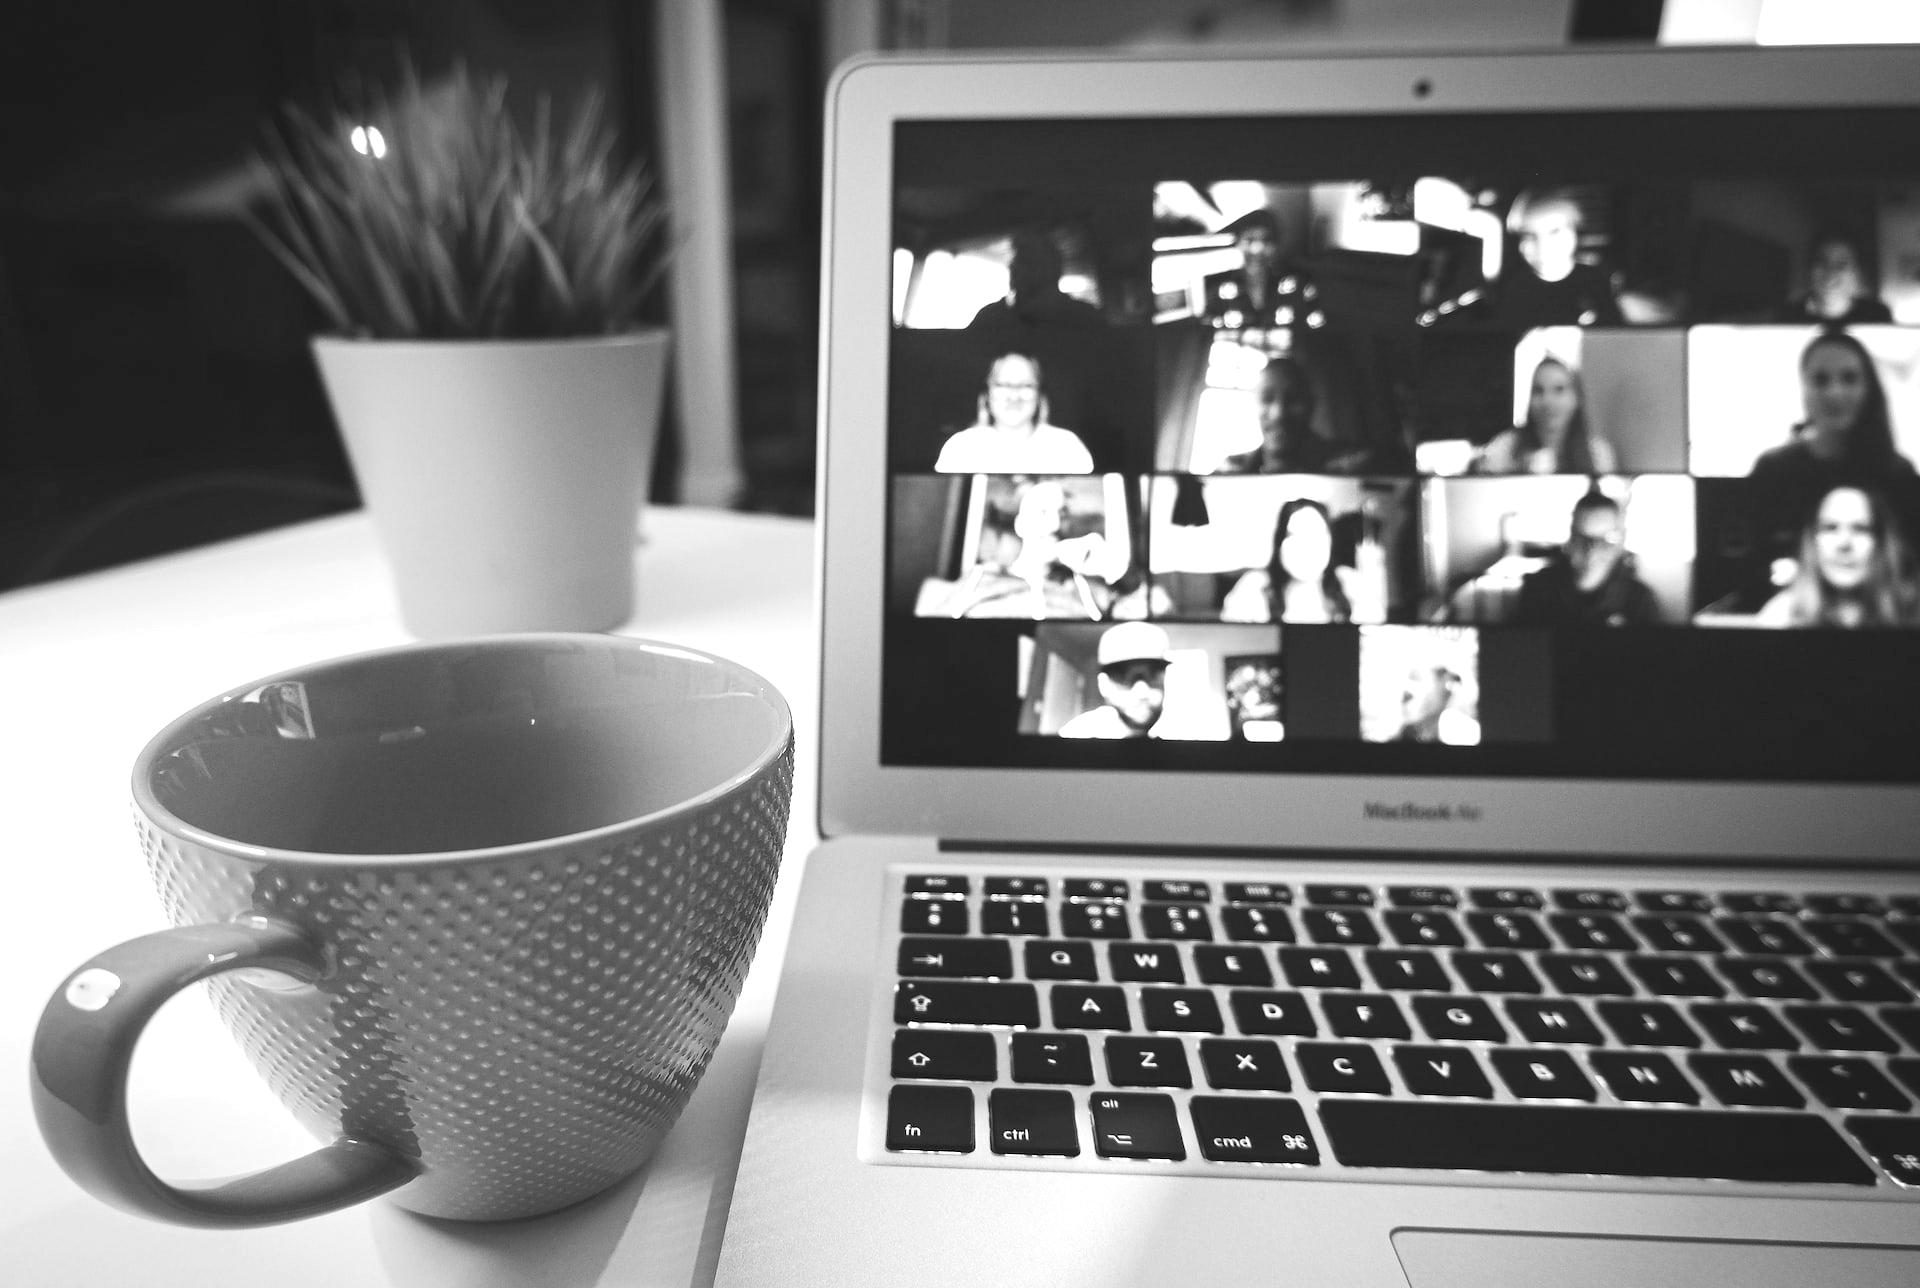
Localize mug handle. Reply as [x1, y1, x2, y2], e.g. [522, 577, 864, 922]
[30, 917, 419, 1228]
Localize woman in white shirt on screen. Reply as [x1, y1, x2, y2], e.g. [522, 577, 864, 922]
[1221, 497, 1370, 624]
[934, 352, 1095, 474]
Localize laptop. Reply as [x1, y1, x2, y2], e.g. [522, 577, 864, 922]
[714, 43, 1920, 1288]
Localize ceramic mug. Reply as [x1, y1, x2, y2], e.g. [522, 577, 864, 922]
[31, 634, 793, 1227]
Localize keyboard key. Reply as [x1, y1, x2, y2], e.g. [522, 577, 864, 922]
[1191, 1096, 1320, 1165]
[1805, 960, 1910, 1003]
[1143, 880, 1210, 902]
[1318, 1101, 1872, 1184]
[1141, 904, 1213, 942]
[1059, 902, 1131, 939]
[1689, 1053, 1804, 1108]
[1626, 955, 1724, 998]
[1063, 878, 1128, 902]
[1199, 1038, 1290, 1091]
[1720, 892, 1799, 915]
[1392, 1044, 1494, 1098]
[1784, 1005, 1898, 1052]
[1453, 952, 1542, 994]
[1804, 919, 1902, 958]
[1881, 1006, 1920, 1049]
[1090, 1092, 1185, 1160]
[1412, 995, 1507, 1043]
[1506, 998, 1604, 1045]
[1790, 1056, 1911, 1111]
[980, 901, 1050, 936]
[904, 875, 969, 899]
[1303, 908, 1380, 946]
[1847, 1117, 1920, 1187]
[901, 900, 968, 935]
[988, 1088, 1078, 1156]
[898, 937, 1013, 979]
[1491, 1048, 1595, 1100]
[1892, 896, 1920, 919]
[1105, 1036, 1193, 1088]
[1548, 913, 1638, 952]
[1590, 1051, 1698, 1104]
[1716, 916, 1814, 956]
[1297, 1041, 1391, 1094]
[1192, 945, 1275, 987]
[1366, 949, 1451, 992]
[1229, 989, 1317, 1037]
[1597, 1000, 1700, 1048]
[1719, 958, 1818, 1001]
[1220, 905, 1295, 943]
[1010, 1032, 1094, 1085]
[886, 1084, 974, 1153]
[1224, 881, 1292, 904]
[892, 1029, 997, 1081]
[1888, 922, 1920, 954]
[1024, 939, 1098, 981]
[1539, 954, 1634, 997]
[1388, 885, 1459, 908]
[1691, 1003, 1800, 1050]
[1050, 985, 1131, 1030]
[1466, 911, 1550, 951]
[1636, 890, 1711, 913]
[1384, 910, 1465, 948]
[1139, 987, 1224, 1034]
[984, 876, 1048, 900]
[1469, 887, 1543, 910]
[1279, 946, 1362, 990]
[896, 980, 1039, 1028]
[1304, 884, 1374, 907]
[1109, 942, 1186, 984]
[1631, 915, 1723, 954]
[1887, 1059, 1920, 1099]
[1553, 888, 1628, 912]
[1323, 992, 1411, 1040]
[1805, 894, 1883, 917]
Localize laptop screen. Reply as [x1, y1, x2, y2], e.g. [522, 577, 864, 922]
[879, 105, 1920, 787]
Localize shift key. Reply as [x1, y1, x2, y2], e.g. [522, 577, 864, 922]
[896, 979, 1040, 1027]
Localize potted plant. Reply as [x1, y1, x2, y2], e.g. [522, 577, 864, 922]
[250, 64, 671, 636]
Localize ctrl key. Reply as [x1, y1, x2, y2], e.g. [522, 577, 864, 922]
[886, 1085, 974, 1154]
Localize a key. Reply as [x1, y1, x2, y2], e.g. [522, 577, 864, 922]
[1190, 1096, 1320, 1165]
[891, 1029, 996, 1081]
[1010, 1032, 1094, 1085]
[1392, 1044, 1494, 1098]
[1050, 985, 1131, 1031]
[988, 1088, 1078, 1156]
[1090, 1092, 1185, 1160]
[1199, 1038, 1290, 1091]
[885, 1085, 974, 1153]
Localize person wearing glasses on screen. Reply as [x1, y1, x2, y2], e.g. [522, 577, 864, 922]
[1474, 355, 1618, 476]
[934, 351, 1096, 475]
[1058, 622, 1172, 739]
[1492, 188, 1623, 328]
[1515, 491, 1660, 627]
[1773, 231, 1893, 326]
[1756, 484, 1919, 628]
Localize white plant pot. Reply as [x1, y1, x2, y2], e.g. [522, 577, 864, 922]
[314, 330, 670, 637]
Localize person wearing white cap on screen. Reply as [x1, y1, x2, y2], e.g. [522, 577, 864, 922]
[1058, 621, 1171, 739]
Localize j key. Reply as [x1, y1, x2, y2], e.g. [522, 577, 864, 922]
[1109, 942, 1186, 984]
[1790, 1056, 1911, 1111]
[1384, 910, 1465, 948]
[1224, 881, 1292, 905]
[1279, 946, 1362, 990]
[1590, 1051, 1698, 1104]
[1063, 878, 1128, 902]
[1323, 992, 1411, 1040]
[1553, 889, 1628, 912]
[985, 876, 1048, 900]
[1469, 887, 1543, 910]
[904, 875, 969, 899]
[1491, 1048, 1595, 1100]
[1626, 955, 1724, 998]
[1303, 908, 1380, 946]
[980, 901, 1050, 937]
[1784, 1005, 1898, 1052]
[1880, 1006, 1920, 1049]
[892, 1029, 997, 1081]
[1010, 1032, 1094, 1084]
[1318, 1101, 1872, 1184]
[1143, 880, 1210, 903]
[1191, 1097, 1321, 1166]
[1716, 916, 1814, 956]
[1805, 960, 1910, 1003]
[1059, 902, 1131, 939]
[1199, 1038, 1291, 1091]
[1804, 919, 1902, 958]
[1219, 905, 1295, 944]
[898, 937, 1013, 979]
[1229, 989, 1317, 1037]
[1297, 1041, 1392, 1094]
[1688, 1053, 1804, 1108]
[1105, 1036, 1193, 1088]
[1690, 1003, 1800, 1050]
[1631, 915, 1723, 954]
[901, 900, 968, 935]
[1139, 987, 1224, 1034]
[1305, 884, 1374, 907]
[1847, 1118, 1920, 1188]
[1453, 952, 1542, 994]
[1090, 1092, 1185, 1160]
[1142, 904, 1213, 942]
[1506, 998, 1604, 1045]
[1597, 1000, 1700, 1048]
[886, 1085, 974, 1153]
[1024, 939, 1098, 981]
[896, 980, 1039, 1028]
[1193, 945, 1275, 987]
[1412, 995, 1507, 1043]
[1637, 890, 1711, 913]
[1050, 985, 1131, 1031]
[1366, 949, 1451, 992]
[1805, 894, 1883, 917]
[1548, 913, 1638, 952]
[988, 1088, 1078, 1157]
[1466, 911, 1550, 951]
[1388, 886, 1459, 908]
[1540, 954, 1634, 996]
[1720, 892, 1799, 915]
[1720, 958, 1818, 1001]
[1392, 1044, 1494, 1098]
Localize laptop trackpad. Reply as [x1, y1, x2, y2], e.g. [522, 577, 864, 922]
[1393, 1229, 1920, 1288]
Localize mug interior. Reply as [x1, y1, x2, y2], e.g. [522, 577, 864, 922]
[139, 636, 788, 856]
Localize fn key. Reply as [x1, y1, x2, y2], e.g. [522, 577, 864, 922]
[886, 1085, 974, 1153]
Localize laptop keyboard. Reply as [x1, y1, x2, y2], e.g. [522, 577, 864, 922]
[877, 870, 1920, 1191]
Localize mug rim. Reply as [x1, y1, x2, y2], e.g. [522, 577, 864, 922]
[130, 632, 794, 867]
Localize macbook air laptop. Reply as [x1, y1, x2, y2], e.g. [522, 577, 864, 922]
[714, 42, 1920, 1288]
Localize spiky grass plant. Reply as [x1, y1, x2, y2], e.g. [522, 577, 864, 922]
[251, 66, 669, 338]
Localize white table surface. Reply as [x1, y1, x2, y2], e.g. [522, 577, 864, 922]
[0, 505, 820, 1287]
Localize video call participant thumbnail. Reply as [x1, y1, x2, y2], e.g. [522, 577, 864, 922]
[1515, 490, 1662, 627]
[1059, 622, 1173, 739]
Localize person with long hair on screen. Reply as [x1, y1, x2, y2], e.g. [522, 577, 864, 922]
[934, 351, 1095, 474]
[1773, 231, 1893, 326]
[1475, 355, 1618, 475]
[1221, 497, 1355, 623]
[1757, 483, 1920, 628]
